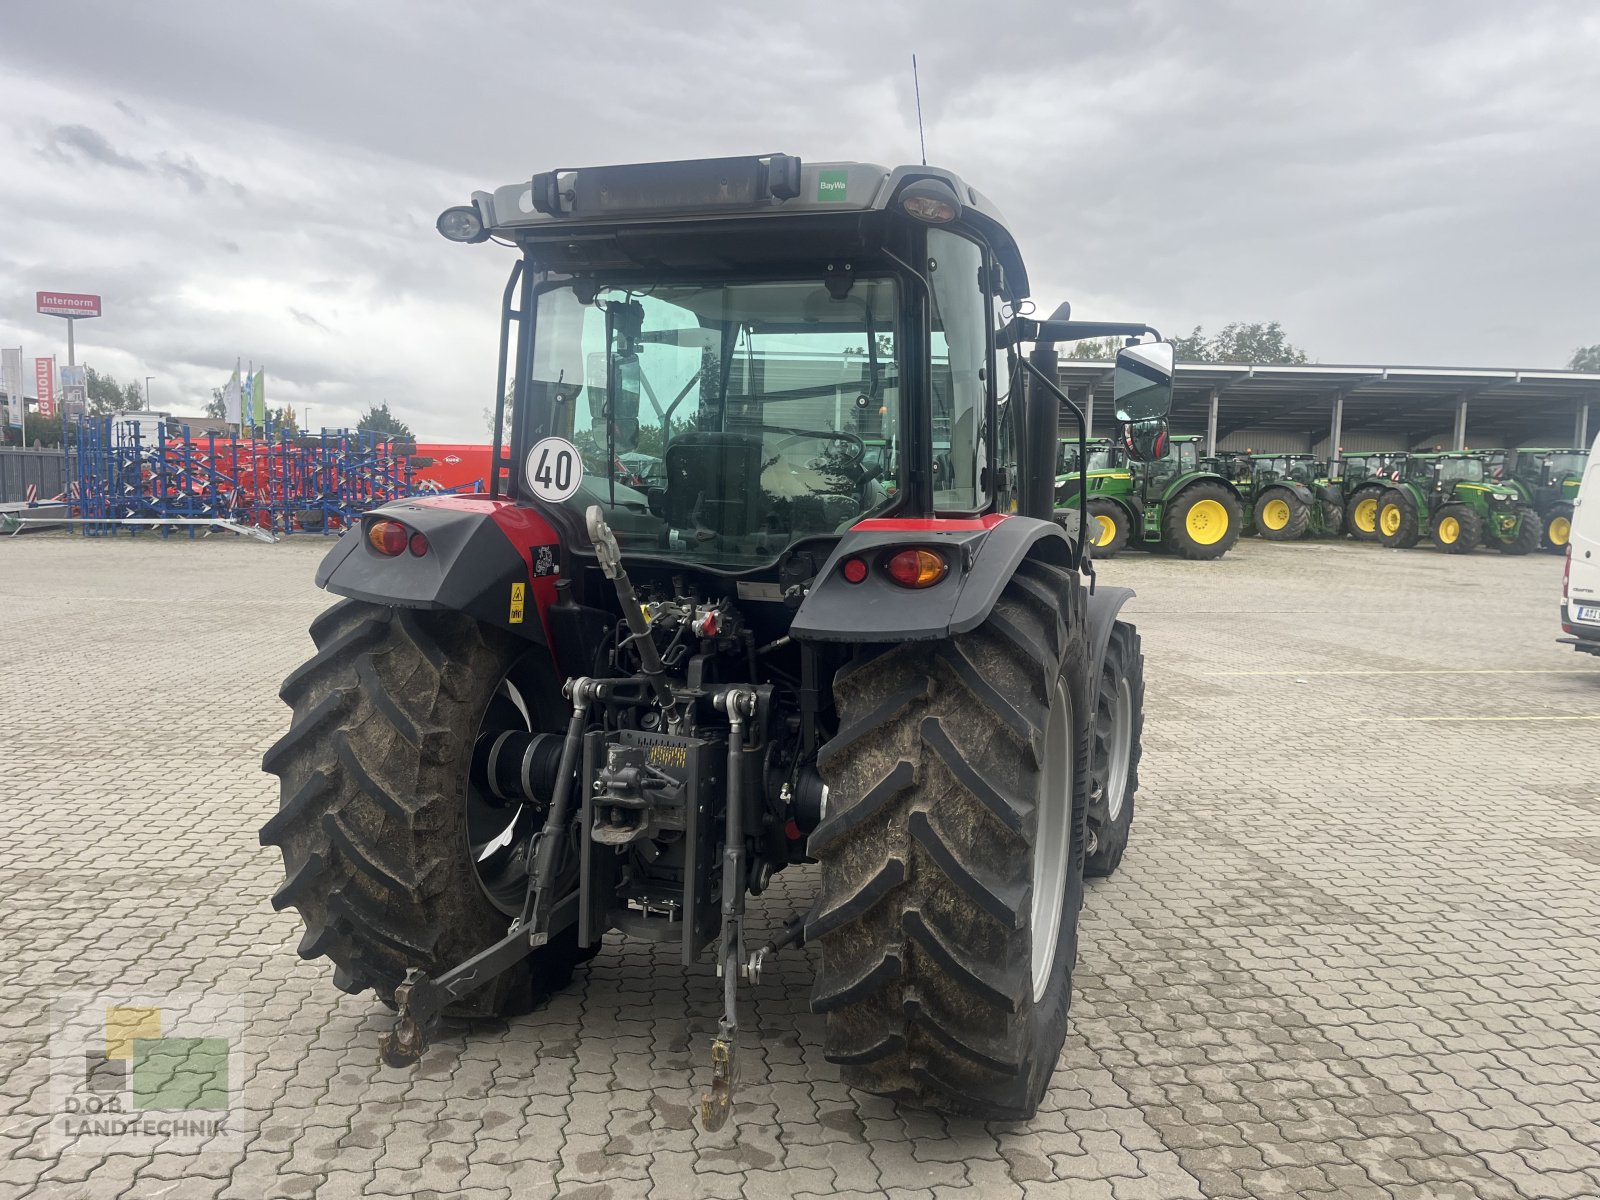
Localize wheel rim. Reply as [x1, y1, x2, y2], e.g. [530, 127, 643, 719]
[1380, 504, 1402, 537]
[1262, 498, 1290, 530]
[1551, 516, 1571, 545]
[466, 675, 545, 916]
[1185, 499, 1229, 545]
[1032, 677, 1072, 1003]
[1104, 676, 1133, 824]
[1353, 497, 1377, 532]
[1439, 516, 1459, 544]
[1094, 514, 1116, 547]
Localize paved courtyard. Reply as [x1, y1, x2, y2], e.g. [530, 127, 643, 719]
[2, 531, 1597, 1200]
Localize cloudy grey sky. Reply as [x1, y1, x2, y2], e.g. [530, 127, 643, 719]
[3, 1, 1597, 439]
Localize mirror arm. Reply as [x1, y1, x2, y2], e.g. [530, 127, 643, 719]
[998, 318, 1162, 349]
[1020, 356, 1088, 567]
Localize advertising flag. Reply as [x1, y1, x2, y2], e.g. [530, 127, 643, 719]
[251, 368, 265, 426]
[60, 365, 88, 418]
[224, 364, 243, 428]
[35, 358, 56, 419]
[2, 348, 25, 438]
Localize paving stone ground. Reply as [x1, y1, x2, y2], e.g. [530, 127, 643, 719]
[2, 531, 1597, 1200]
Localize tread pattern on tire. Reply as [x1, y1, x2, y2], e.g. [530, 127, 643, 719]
[808, 558, 1088, 1119]
[1432, 504, 1480, 554]
[1495, 506, 1542, 556]
[1085, 622, 1143, 878]
[1162, 481, 1243, 560]
[1378, 489, 1421, 549]
[1346, 486, 1387, 543]
[260, 599, 584, 1018]
[1254, 487, 1309, 542]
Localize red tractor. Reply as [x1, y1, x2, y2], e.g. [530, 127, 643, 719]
[261, 155, 1166, 1124]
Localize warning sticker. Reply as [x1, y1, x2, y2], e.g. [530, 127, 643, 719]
[509, 582, 526, 624]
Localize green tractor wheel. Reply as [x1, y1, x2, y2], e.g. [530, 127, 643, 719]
[1346, 486, 1386, 543]
[1377, 489, 1421, 549]
[1086, 499, 1130, 559]
[1161, 482, 1243, 560]
[1543, 503, 1575, 554]
[1431, 504, 1480, 554]
[1495, 506, 1542, 556]
[1253, 488, 1309, 542]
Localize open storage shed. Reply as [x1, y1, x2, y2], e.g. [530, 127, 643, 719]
[1058, 361, 1600, 459]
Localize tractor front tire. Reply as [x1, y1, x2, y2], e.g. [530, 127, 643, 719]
[1378, 490, 1421, 549]
[1431, 504, 1479, 554]
[1085, 622, 1142, 879]
[1543, 503, 1575, 554]
[809, 559, 1089, 1119]
[1086, 499, 1130, 558]
[1347, 486, 1386, 543]
[1496, 506, 1542, 556]
[1254, 488, 1309, 542]
[1162, 482, 1243, 560]
[260, 600, 590, 1019]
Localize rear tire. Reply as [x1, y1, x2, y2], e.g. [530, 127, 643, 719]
[260, 600, 589, 1019]
[1378, 489, 1420, 549]
[1085, 622, 1142, 879]
[1347, 486, 1386, 542]
[808, 559, 1089, 1119]
[1086, 499, 1130, 558]
[1543, 503, 1574, 554]
[1254, 488, 1309, 542]
[1431, 504, 1479, 554]
[1496, 506, 1542, 556]
[1162, 482, 1243, 560]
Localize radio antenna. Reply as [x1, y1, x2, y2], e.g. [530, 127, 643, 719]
[912, 54, 927, 166]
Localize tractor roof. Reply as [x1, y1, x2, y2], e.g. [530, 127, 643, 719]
[464, 154, 1030, 297]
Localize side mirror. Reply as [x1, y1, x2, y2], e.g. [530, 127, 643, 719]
[611, 354, 641, 453]
[1114, 341, 1173, 463]
[1123, 418, 1168, 464]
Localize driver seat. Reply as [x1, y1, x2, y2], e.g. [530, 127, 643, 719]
[663, 432, 766, 537]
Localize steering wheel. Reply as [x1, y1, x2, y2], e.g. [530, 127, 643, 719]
[760, 426, 866, 464]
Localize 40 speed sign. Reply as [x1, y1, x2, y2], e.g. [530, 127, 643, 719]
[524, 437, 584, 502]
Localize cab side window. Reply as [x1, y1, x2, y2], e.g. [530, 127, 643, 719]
[928, 229, 988, 511]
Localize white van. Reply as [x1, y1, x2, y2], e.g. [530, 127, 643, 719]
[1560, 429, 1600, 656]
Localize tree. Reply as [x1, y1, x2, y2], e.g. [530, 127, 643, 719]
[1570, 345, 1600, 372]
[356, 401, 414, 439]
[206, 389, 229, 419]
[1170, 321, 1308, 365]
[86, 368, 145, 416]
[271, 405, 298, 432]
[1065, 337, 1123, 361]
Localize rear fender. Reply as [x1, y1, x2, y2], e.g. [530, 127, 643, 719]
[1162, 472, 1242, 507]
[1085, 586, 1136, 686]
[315, 496, 560, 644]
[791, 515, 1076, 643]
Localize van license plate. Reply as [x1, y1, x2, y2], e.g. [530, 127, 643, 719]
[1577, 605, 1600, 623]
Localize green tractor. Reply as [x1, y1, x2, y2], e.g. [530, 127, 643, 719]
[1480, 447, 1589, 554]
[1375, 452, 1539, 554]
[1233, 454, 1345, 541]
[1335, 452, 1409, 543]
[1059, 433, 1243, 559]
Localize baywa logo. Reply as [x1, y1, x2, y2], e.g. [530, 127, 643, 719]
[49, 993, 243, 1153]
[816, 170, 849, 202]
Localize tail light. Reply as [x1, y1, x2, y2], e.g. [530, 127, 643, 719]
[1563, 545, 1572, 600]
[841, 557, 869, 584]
[367, 519, 410, 556]
[885, 548, 948, 589]
[408, 531, 430, 557]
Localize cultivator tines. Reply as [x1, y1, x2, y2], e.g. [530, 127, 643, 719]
[69, 417, 482, 538]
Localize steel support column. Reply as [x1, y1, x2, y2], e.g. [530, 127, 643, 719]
[1206, 389, 1220, 457]
[1577, 399, 1591, 448]
[1329, 392, 1345, 468]
[1085, 386, 1095, 440]
[1453, 394, 1469, 450]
